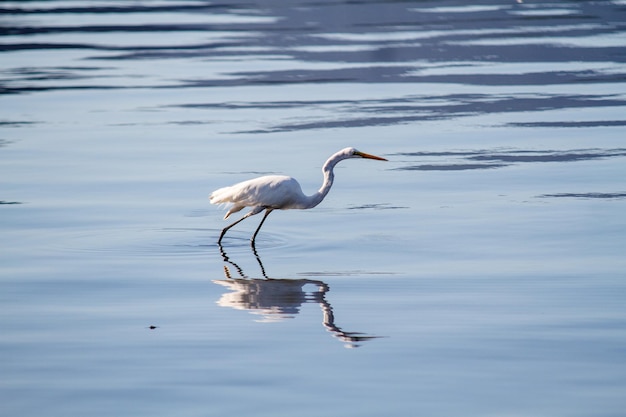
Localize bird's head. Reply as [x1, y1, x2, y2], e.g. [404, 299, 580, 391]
[346, 147, 387, 161]
[324, 147, 387, 170]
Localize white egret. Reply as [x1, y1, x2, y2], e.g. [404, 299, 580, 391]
[210, 147, 387, 245]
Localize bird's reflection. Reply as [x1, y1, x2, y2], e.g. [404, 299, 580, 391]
[215, 244, 381, 348]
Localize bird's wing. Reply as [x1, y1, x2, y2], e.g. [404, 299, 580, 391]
[210, 175, 300, 218]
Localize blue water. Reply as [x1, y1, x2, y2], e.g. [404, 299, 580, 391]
[2, 1, 626, 416]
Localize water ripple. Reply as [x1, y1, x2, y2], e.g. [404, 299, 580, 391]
[51, 227, 289, 259]
[395, 148, 626, 171]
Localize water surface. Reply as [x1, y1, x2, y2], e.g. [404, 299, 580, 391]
[1, 1, 626, 416]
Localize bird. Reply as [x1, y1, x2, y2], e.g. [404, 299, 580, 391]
[210, 147, 387, 245]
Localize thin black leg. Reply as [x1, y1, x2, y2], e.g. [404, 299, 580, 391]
[251, 209, 272, 246]
[218, 214, 250, 244]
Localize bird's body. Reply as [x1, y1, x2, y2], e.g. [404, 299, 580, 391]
[212, 175, 309, 217]
[210, 147, 387, 245]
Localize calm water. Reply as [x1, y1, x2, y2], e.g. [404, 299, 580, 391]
[2, 1, 626, 416]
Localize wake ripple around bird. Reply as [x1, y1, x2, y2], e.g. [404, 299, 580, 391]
[49, 227, 291, 259]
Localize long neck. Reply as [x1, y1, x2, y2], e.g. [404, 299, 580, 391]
[304, 155, 340, 208]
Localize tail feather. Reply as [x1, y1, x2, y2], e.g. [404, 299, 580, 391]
[209, 185, 234, 204]
[210, 185, 245, 219]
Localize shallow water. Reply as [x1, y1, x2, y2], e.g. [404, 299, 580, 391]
[2, 1, 626, 416]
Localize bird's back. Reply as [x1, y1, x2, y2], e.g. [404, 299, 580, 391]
[210, 175, 307, 218]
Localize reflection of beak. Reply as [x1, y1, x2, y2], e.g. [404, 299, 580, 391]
[356, 151, 387, 161]
[223, 265, 232, 279]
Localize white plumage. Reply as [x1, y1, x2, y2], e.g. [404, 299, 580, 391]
[210, 147, 387, 245]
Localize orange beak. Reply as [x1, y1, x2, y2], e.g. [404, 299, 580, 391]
[355, 151, 387, 161]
